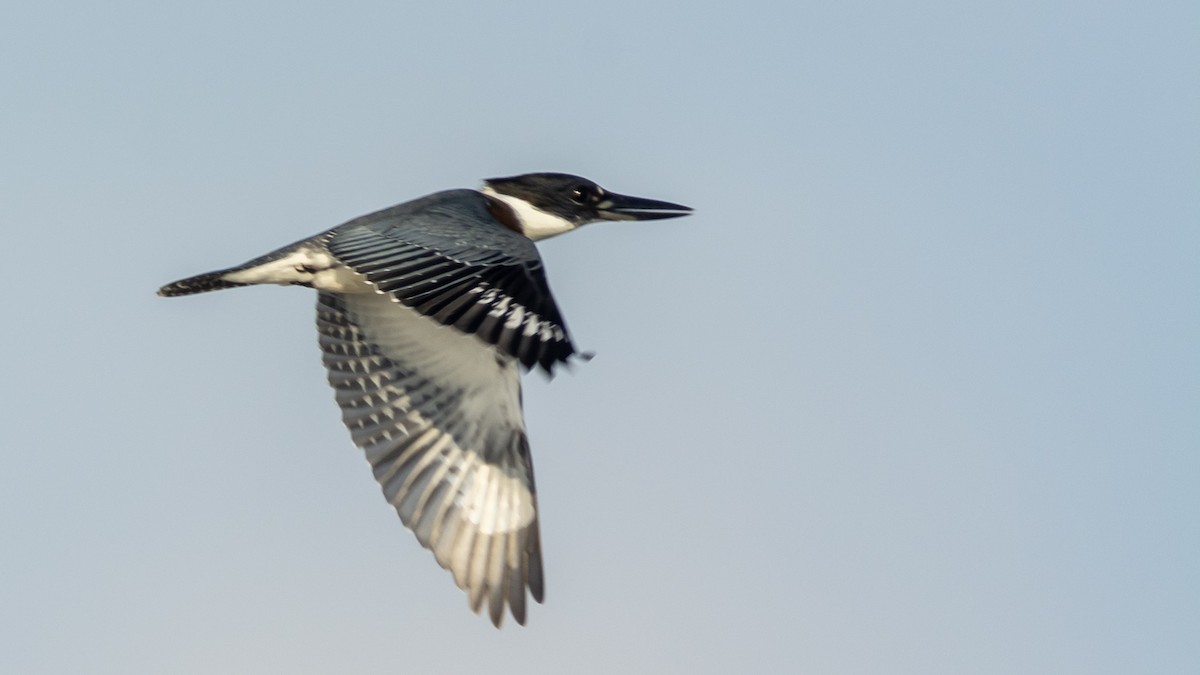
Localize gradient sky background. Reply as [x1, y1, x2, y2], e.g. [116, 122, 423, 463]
[3, 2, 1198, 673]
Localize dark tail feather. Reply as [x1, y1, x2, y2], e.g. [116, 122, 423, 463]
[158, 270, 249, 297]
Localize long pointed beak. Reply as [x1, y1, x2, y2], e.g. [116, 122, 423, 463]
[596, 192, 693, 221]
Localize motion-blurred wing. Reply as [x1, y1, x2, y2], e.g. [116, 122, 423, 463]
[316, 290, 544, 626]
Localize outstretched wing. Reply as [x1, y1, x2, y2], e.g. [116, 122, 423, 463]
[326, 190, 576, 374]
[316, 290, 544, 626]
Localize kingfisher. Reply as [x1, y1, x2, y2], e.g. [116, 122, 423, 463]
[158, 173, 692, 626]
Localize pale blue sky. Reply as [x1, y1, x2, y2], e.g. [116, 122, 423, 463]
[3, 2, 1198, 673]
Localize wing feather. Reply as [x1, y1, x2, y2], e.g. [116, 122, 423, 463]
[317, 291, 543, 626]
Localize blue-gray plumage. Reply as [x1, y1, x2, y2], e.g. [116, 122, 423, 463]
[158, 173, 692, 626]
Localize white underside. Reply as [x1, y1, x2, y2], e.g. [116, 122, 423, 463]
[222, 246, 369, 293]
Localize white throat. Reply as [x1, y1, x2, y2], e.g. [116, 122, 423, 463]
[480, 186, 578, 241]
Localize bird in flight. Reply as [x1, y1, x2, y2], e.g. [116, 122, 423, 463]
[158, 173, 692, 626]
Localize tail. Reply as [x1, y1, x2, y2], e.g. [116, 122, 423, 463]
[158, 237, 322, 297]
[158, 269, 250, 297]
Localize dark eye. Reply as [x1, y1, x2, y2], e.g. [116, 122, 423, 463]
[570, 185, 595, 205]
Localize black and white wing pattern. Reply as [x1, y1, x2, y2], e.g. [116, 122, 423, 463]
[325, 190, 577, 374]
[317, 291, 544, 626]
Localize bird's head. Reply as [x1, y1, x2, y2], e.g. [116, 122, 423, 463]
[481, 172, 692, 241]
